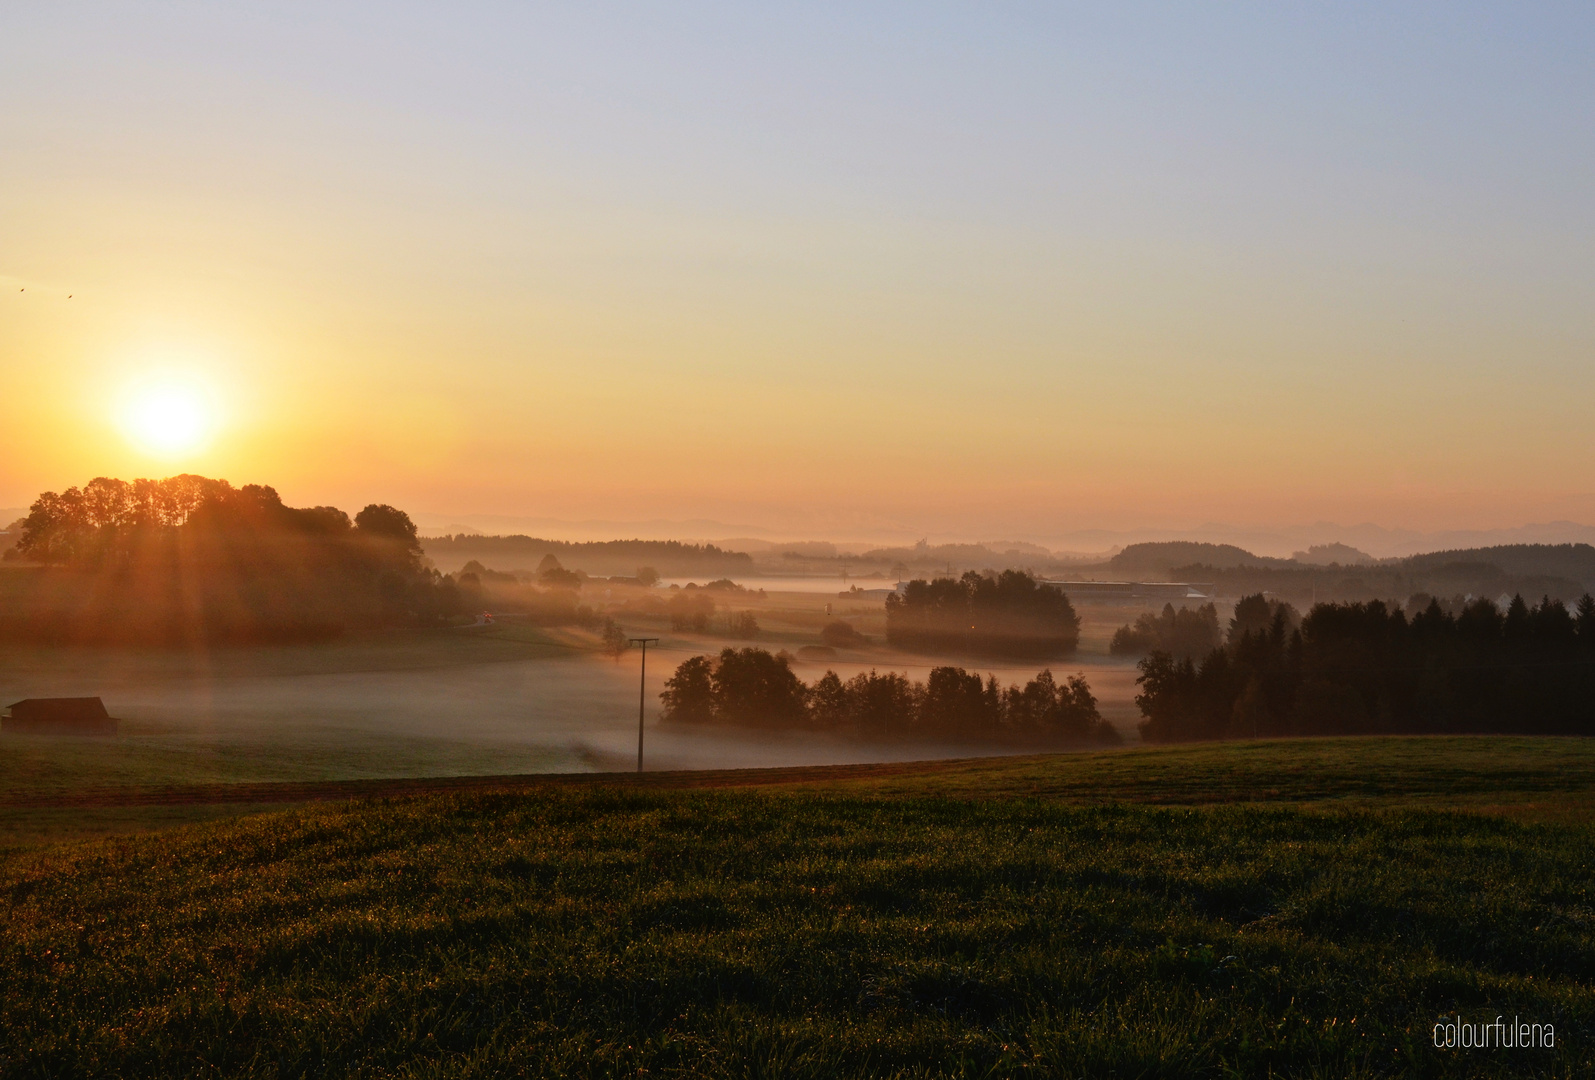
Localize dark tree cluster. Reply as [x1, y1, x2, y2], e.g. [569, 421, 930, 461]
[885, 571, 1081, 659]
[1136, 591, 1595, 742]
[2, 475, 489, 643]
[659, 647, 1119, 746]
[1109, 602, 1222, 660]
[534, 554, 584, 588]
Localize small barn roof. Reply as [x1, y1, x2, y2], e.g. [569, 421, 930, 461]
[5, 697, 111, 718]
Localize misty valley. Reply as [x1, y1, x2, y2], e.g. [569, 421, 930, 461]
[3, 478, 1593, 1078]
[4, 475, 1595, 803]
[9, 12, 1595, 1073]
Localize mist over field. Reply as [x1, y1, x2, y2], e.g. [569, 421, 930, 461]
[5, 480, 1593, 801]
[0, 634, 1145, 798]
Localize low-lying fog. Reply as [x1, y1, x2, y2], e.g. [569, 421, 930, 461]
[0, 638, 1143, 789]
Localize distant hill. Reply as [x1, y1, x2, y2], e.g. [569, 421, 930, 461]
[1107, 542, 1288, 573]
[1291, 543, 1375, 566]
[1070, 539, 1594, 606]
[1401, 544, 1595, 590]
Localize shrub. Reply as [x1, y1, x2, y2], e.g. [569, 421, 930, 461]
[820, 620, 866, 647]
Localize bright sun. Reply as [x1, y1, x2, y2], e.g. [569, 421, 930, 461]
[120, 381, 217, 457]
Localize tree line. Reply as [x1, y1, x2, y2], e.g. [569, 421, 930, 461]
[1091, 541, 1595, 608]
[1136, 592, 1595, 741]
[885, 571, 1081, 659]
[3, 475, 484, 643]
[659, 647, 1119, 746]
[422, 535, 754, 578]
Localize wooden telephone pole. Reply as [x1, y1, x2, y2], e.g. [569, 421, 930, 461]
[628, 637, 660, 772]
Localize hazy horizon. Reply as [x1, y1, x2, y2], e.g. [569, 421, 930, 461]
[7, 497, 1595, 563]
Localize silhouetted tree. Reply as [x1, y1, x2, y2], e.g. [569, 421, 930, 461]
[535, 553, 583, 588]
[659, 655, 715, 723]
[601, 617, 628, 660]
[1110, 603, 1221, 659]
[355, 503, 419, 549]
[809, 670, 849, 729]
[1227, 593, 1300, 646]
[921, 666, 999, 737]
[843, 670, 919, 738]
[709, 648, 808, 726]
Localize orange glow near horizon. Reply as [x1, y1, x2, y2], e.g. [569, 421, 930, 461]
[3, 8, 1593, 547]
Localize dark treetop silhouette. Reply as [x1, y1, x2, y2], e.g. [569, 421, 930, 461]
[885, 571, 1081, 660]
[1136, 591, 1595, 741]
[4, 474, 473, 643]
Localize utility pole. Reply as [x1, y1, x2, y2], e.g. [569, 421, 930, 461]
[629, 637, 659, 772]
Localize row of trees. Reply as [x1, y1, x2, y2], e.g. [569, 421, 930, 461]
[659, 647, 1120, 745]
[885, 571, 1081, 659]
[1136, 592, 1595, 741]
[2, 475, 478, 643]
[421, 534, 753, 578]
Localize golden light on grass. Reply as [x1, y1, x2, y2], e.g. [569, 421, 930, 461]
[118, 378, 218, 459]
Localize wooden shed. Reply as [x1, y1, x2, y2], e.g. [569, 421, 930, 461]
[2, 697, 118, 736]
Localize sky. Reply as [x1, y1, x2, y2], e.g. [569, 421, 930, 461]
[3, 3, 1593, 543]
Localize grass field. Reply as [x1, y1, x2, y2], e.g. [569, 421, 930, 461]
[1, 737, 1591, 1077]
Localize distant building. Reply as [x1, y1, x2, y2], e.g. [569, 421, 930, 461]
[2, 697, 118, 736]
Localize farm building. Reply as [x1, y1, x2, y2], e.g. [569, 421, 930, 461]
[2, 697, 118, 736]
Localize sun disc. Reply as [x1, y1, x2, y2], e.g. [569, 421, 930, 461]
[120, 382, 215, 457]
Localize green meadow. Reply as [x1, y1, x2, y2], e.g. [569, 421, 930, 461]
[2, 737, 1592, 1077]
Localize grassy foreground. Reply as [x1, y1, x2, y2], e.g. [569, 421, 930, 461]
[2, 739, 1592, 1077]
